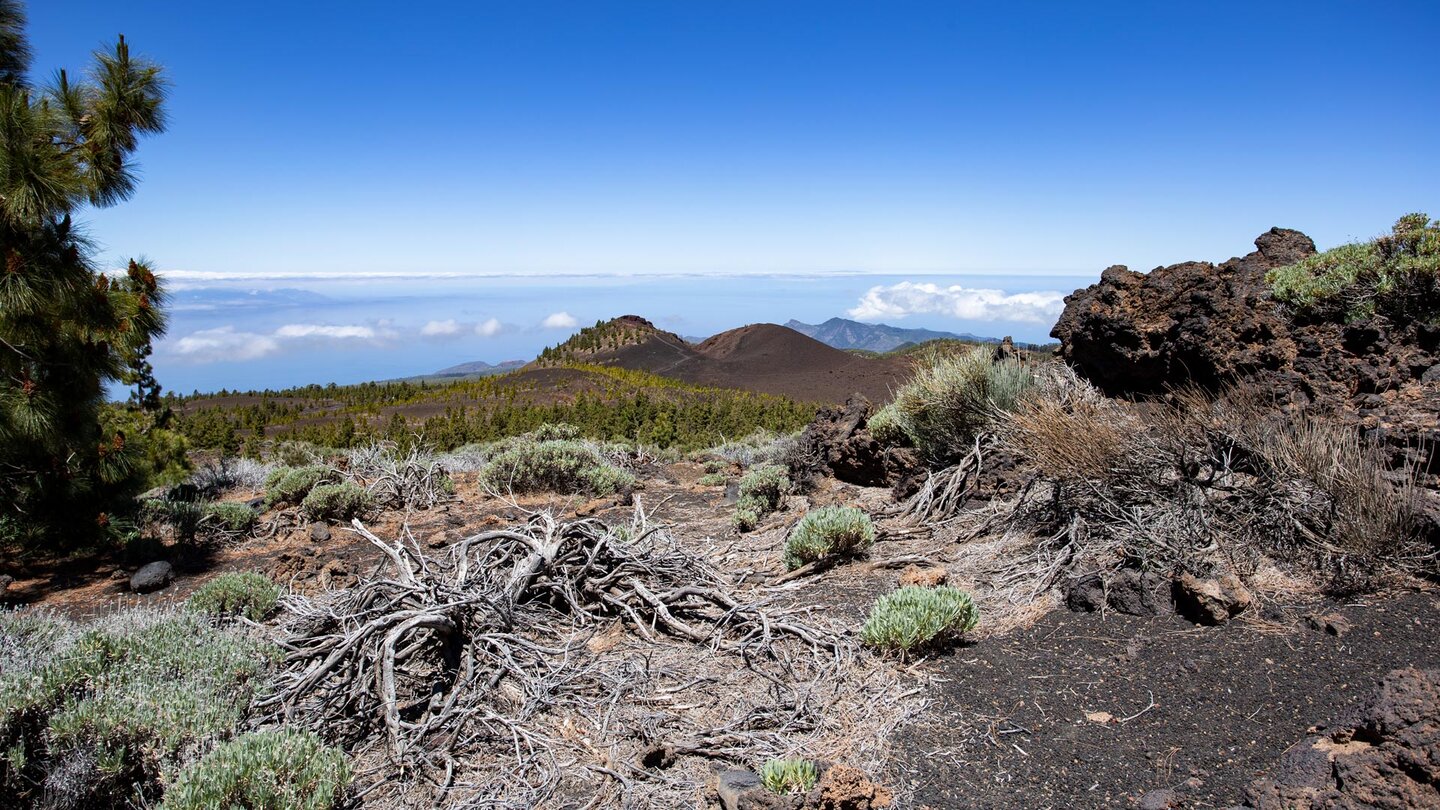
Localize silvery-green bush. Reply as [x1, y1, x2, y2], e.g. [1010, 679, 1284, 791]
[299, 482, 371, 522]
[162, 728, 349, 810]
[0, 608, 276, 807]
[890, 346, 1034, 465]
[187, 572, 279, 622]
[861, 585, 978, 654]
[782, 506, 875, 570]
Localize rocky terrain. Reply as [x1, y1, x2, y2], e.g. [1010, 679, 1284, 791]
[4, 221, 1438, 809]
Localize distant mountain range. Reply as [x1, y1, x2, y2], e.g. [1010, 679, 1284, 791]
[432, 359, 527, 377]
[783, 317, 998, 353]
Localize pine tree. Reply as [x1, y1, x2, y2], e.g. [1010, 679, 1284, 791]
[0, 0, 173, 547]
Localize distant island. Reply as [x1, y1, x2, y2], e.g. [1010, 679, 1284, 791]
[783, 317, 998, 353]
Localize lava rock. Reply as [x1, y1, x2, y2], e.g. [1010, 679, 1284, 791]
[1065, 570, 1172, 616]
[308, 522, 331, 541]
[804, 763, 893, 809]
[1138, 789, 1179, 810]
[1174, 573, 1253, 625]
[897, 565, 948, 588]
[1305, 612, 1353, 637]
[129, 561, 173, 594]
[791, 395, 922, 490]
[1241, 668, 1440, 809]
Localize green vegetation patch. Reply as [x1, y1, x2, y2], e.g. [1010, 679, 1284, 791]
[187, 572, 280, 621]
[479, 429, 636, 496]
[889, 346, 1034, 466]
[163, 728, 349, 810]
[1268, 213, 1439, 323]
[299, 482, 372, 522]
[759, 757, 820, 794]
[732, 464, 790, 532]
[202, 501, 258, 535]
[861, 585, 978, 655]
[264, 465, 332, 508]
[783, 506, 875, 570]
[0, 609, 277, 806]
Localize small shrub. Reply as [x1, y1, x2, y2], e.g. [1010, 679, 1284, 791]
[202, 502, 258, 535]
[479, 435, 635, 496]
[187, 573, 280, 621]
[163, 728, 350, 810]
[866, 403, 910, 446]
[264, 466, 332, 508]
[299, 482, 371, 523]
[704, 430, 799, 468]
[1268, 213, 1439, 323]
[698, 472, 728, 487]
[890, 346, 1034, 466]
[783, 506, 875, 570]
[759, 758, 819, 794]
[732, 503, 762, 532]
[732, 464, 790, 533]
[861, 586, 978, 655]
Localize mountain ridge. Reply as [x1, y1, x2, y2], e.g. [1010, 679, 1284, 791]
[783, 317, 999, 352]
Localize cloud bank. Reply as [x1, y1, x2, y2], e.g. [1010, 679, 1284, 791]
[168, 322, 393, 363]
[848, 282, 1065, 324]
[542, 311, 578, 329]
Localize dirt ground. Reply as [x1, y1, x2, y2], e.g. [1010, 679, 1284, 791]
[4, 462, 1436, 809]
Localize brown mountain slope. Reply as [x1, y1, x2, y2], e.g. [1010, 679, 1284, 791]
[534, 317, 909, 403]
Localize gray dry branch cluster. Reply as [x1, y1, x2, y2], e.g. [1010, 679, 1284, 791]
[257, 501, 903, 808]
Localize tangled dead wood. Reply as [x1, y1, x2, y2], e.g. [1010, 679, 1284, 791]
[257, 500, 885, 807]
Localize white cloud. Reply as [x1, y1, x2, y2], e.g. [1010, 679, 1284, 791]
[273, 324, 378, 340]
[171, 327, 281, 362]
[167, 322, 389, 363]
[475, 318, 503, 337]
[421, 319, 462, 337]
[848, 282, 1066, 324]
[542, 311, 578, 329]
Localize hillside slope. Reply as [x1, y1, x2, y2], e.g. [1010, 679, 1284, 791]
[536, 316, 909, 403]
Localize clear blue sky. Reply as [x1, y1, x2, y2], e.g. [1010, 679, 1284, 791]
[30, 1, 1439, 277]
[25, 2, 1440, 392]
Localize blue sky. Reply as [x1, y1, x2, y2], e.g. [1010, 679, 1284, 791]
[25, 1, 1440, 392]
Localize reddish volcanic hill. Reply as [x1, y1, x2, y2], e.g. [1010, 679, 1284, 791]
[533, 317, 909, 403]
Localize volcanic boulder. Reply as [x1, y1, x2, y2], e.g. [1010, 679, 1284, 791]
[1051, 227, 1440, 478]
[1240, 667, 1440, 809]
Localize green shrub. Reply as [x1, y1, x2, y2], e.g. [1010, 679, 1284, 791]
[890, 346, 1034, 466]
[264, 466, 332, 508]
[861, 585, 978, 655]
[732, 503, 763, 533]
[759, 757, 819, 794]
[202, 502, 258, 535]
[866, 403, 910, 446]
[0, 609, 276, 806]
[187, 573, 280, 621]
[479, 436, 635, 496]
[732, 464, 790, 533]
[783, 506, 875, 570]
[299, 482, 371, 522]
[162, 728, 350, 810]
[1268, 213, 1439, 323]
[698, 472, 728, 487]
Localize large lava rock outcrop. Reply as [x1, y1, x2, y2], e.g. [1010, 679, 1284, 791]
[1051, 227, 1440, 476]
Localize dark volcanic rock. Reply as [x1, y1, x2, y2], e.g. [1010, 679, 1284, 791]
[792, 395, 921, 490]
[1065, 569, 1172, 617]
[1241, 667, 1440, 809]
[129, 561, 173, 593]
[1052, 228, 1314, 396]
[1052, 227, 1440, 481]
